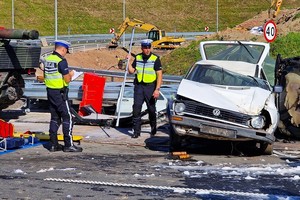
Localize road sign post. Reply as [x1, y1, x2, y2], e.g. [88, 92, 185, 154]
[263, 20, 277, 43]
[116, 27, 135, 127]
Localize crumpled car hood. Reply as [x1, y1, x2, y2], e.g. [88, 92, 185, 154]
[177, 79, 272, 115]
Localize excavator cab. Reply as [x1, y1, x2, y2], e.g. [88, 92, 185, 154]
[147, 30, 165, 42]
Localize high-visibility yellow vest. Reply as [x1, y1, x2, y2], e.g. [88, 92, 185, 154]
[44, 54, 68, 89]
[135, 54, 157, 83]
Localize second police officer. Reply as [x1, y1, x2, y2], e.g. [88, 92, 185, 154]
[128, 39, 163, 138]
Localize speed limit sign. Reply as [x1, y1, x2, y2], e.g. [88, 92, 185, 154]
[263, 20, 277, 43]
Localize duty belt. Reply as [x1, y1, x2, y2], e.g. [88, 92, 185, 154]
[136, 81, 156, 86]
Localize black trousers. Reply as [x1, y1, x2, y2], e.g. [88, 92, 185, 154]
[47, 87, 74, 147]
[132, 83, 157, 134]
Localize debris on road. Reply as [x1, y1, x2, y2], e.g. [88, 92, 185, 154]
[169, 151, 191, 160]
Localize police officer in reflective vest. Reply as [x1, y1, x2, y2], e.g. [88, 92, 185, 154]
[44, 40, 83, 152]
[128, 39, 163, 138]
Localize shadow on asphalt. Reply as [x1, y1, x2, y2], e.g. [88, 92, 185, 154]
[144, 135, 268, 157]
[184, 140, 261, 157]
[0, 110, 26, 121]
[141, 124, 258, 156]
[0, 99, 50, 121]
[145, 136, 170, 152]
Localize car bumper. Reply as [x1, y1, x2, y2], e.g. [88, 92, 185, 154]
[170, 115, 275, 144]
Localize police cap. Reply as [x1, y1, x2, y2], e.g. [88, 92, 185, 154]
[55, 40, 71, 53]
[141, 39, 153, 48]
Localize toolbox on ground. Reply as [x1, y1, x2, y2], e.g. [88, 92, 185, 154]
[0, 137, 25, 149]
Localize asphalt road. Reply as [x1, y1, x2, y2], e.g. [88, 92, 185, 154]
[0, 109, 300, 200]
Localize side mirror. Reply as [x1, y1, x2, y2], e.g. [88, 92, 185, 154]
[273, 85, 283, 93]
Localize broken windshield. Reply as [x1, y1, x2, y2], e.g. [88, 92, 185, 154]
[203, 43, 265, 64]
[186, 64, 270, 90]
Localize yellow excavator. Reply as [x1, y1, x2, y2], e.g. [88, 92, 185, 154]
[109, 17, 185, 49]
[269, 0, 283, 18]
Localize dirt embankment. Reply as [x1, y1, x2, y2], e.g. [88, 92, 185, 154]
[214, 8, 300, 42]
[65, 9, 300, 71]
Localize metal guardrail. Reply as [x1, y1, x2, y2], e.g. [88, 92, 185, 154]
[40, 32, 214, 46]
[24, 79, 178, 103]
[40, 31, 211, 62]
[41, 43, 106, 58]
[70, 67, 183, 83]
[23, 80, 128, 101]
[25, 65, 181, 102]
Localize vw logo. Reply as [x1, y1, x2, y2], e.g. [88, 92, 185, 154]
[212, 109, 221, 116]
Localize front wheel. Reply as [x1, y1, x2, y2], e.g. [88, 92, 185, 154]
[260, 142, 273, 155]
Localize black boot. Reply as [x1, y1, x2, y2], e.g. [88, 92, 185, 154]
[131, 132, 140, 138]
[150, 126, 156, 137]
[49, 143, 63, 152]
[63, 145, 83, 152]
[150, 119, 157, 137]
[49, 133, 63, 152]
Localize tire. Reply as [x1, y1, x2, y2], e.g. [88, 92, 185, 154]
[260, 142, 273, 155]
[169, 125, 183, 152]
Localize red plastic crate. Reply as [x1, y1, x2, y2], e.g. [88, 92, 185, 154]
[78, 73, 106, 116]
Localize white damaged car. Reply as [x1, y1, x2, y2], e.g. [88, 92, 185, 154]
[168, 41, 282, 155]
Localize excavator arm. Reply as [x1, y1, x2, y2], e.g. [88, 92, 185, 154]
[109, 17, 185, 49]
[269, 0, 283, 18]
[110, 17, 158, 45]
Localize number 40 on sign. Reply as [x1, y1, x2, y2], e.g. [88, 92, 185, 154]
[263, 20, 277, 43]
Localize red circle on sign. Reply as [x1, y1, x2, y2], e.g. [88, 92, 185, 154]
[263, 20, 277, 43]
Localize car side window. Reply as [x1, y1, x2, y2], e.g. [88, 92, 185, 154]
[262, 57, 275, 86]
[123, 90, 133, 98]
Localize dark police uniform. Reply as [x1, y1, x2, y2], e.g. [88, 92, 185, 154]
[44, 46, 75, 151]
[132, 51, 162, 138]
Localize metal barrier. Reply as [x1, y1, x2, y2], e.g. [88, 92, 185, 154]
[40, 32, 213, 46]
[24, 77, 179, 102]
